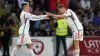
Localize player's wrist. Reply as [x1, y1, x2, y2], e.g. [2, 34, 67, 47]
[52, 14, 55, 17]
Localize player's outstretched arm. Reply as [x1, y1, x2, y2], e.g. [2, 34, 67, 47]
[45, 12, 65, 19]
[53, 15, 65, 19]
[29, 14, 48, 21]
[28, 12, 52, 21]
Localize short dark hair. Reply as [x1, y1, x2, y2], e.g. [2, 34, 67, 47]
[21, 2, 28, 9]
[57, 4, 64, 9]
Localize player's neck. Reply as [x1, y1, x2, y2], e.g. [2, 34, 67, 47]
[23, 9, 29, 12]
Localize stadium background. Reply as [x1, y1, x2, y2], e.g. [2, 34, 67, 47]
[0, 0, 100, 56]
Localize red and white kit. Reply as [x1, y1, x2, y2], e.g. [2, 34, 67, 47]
[17, 11, 47, 45]
[63, 9, 83, 41]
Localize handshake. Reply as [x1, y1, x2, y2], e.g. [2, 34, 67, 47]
[43, 12, 54, 20]
[46, 12, 54, 17]
[44, 12, 64, 20]
[45, 12, 58, 19]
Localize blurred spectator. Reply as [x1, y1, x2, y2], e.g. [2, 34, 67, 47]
[34, 0, 42, 9]
[18, 0, 25, 8]
[80, 0, 91, 10]
[11, 0, 21, 20]
[5, 1, 12, 13]
[0, 4, 7, 17]
[28, 0, 34, 13]
[6, 13, 15, 26]
[33, 7, 43, 31]
[76, 9, 84, 23]
[85, 22, 95, 36]
[83, 8, 94, 26]
[33, 6, 42, 15]
[37, 23, 48, 36]
[2, 23, 12, 56]
[33, 0, 48, 11]
[11, 13, 20, 26]
[29, 21, 36, 36]
[76, 9, 84, 17]
[0, 24, 3, 48]
[95, 25, 100, 36]
[93, 11, 100, 26]
[10, 0, 19, 13]
[75, 1, 85, 21]
[10, 4, 21, 21]
[5, 0, 13, 5]
[44, 18, 55, 36]
[0, 15, 6, 25]
[75, 1, 82, 10]
[6, 13, 16, 35]
[69, 0, 77, 11]
[10, 5, 17, 13]
[94, 1, 100, 15]
[41, 0, 49, 11]
[0, 24, 4, 48]
[43, 20, 49, 35]
[49, 19, 55, 36]
[0, 14, 13, 56]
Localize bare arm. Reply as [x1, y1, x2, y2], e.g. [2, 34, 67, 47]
[44, 12, 65, 19]
[52, 14, 66, 19]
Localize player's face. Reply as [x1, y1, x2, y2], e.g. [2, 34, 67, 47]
[25, 4, 30, 12]
[59, 7, 66, 14]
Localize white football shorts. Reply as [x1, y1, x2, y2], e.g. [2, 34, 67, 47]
[17, 34, 32, 45]
[73, 30, 83, 41]
[66, 17, 83, 41]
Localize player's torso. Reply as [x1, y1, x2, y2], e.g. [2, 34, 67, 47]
[64, 9, 83, 31]
[19, 11, 30, 34]
[70, 19, 83, 31]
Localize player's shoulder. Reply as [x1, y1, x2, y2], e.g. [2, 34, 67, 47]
[68, 9, 72, 11]
[63, 9, 72, 16]
[21, 11, 30, 15]
[20, 11, 25, 15]
[20, 11, 29, 17]
[66, 9, 73, 13]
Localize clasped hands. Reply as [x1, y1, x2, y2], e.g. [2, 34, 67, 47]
[44, 12, 54, 19]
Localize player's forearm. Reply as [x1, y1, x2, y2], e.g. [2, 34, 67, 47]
[30, 15, 47, 21]
[53, 15, 65, 19]
[32, 15, 47, 19]
[30, 17, 44, 21]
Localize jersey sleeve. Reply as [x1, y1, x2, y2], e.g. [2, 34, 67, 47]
[26, 13, 47, 21]
[70, 10, 79, 21]
[63, 10, 71, 17]
[63, 9, 79, 21]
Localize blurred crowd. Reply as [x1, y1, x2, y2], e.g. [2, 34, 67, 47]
[0, 0, 100, 37]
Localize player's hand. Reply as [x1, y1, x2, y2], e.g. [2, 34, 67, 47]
[53, 15, 57, 19]
[45, 12, 53, 16]
[44, 17, 49, 20]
